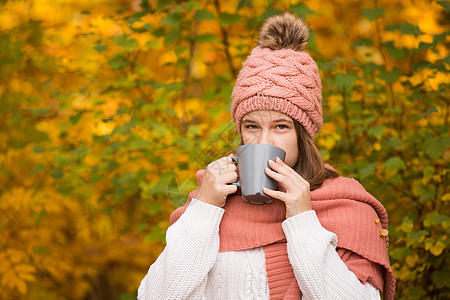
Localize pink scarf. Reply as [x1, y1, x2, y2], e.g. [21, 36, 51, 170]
[171, 169, 395, 299]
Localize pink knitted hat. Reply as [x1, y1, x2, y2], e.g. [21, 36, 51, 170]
[231, 13, 323, 139]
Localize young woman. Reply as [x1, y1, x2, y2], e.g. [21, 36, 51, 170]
[138, 13, 395, 300]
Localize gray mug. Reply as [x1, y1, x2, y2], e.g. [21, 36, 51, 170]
[229, 144, 286, 204]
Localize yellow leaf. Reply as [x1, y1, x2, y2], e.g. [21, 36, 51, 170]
[16, 264, 36, 276]
[19, 272, 36, 282]
[405, 254, 419, 267]
[355, 45, 383, 64]
[90, 16, 123, 37]
[17, 279, 27, 294]
[159, 50, 178, 65]
[425, 240, 445, 256]
[191, 60, 207, 79]
[395, 265, 410, 280]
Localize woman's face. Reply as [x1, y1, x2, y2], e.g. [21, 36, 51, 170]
[241, 110, 298, 168]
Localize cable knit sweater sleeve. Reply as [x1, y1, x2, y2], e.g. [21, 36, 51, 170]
[137, 199, 224, 300]
[282, 210, 381, 300]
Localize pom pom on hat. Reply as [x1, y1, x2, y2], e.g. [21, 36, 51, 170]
[231, 13, 323, 139]
[258, 13, 310, 51]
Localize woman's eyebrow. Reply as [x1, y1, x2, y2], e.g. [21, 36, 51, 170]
[271, 118, 293, 124]
[242, 118, 293, 124]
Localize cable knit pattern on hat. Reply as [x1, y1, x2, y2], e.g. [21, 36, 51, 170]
[231, 46, 323, 139]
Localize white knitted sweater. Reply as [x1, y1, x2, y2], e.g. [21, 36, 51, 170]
[138, 199, 381, 299]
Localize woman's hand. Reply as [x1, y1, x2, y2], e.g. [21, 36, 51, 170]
[197, 154, 238, 208]
[263, 157, 312, 219]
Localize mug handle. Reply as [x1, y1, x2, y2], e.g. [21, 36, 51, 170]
[228, 156, 240, 188]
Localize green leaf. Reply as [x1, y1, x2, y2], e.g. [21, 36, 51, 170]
[407, 230, 428, 242]
[157, 82, 183, 91]
[401, 216, 414, 232]
[142, 23, 153, 31]
[219, 13, 241, 26]
[423, 210, 450, 227]
[384, 156, 406, 169]
[108, 54, 128, 70]
[32, 107, 50, 115]
[237, 0, 252, 10]
[412, 60, 436, 72]
[334, 73, 356, 91]
[113, 34, 128, 44]
[194, 9, 216, 21]
[432, 269, 450, 288]
[165, 28, 180, 46]
[413, 42, 433, 53]
[70, 113, 83, 125]
[353, 38, 373, 47]
[390, 246, 413, 260]
[129, 137, 150, 151]
[423, 166, 435, 185]
[185, 1, 200, 10]
[409, 106, 438, 121]
[433, 32, 448, 45]
[33, 146, 45, 153]
[53, 154, 70, 167]
[290, 3, 315, 17]
[153, 123, 172, 138]
[359, 163, 375, 180]
[93, 44, 107, 52]
[161, 12, 182, 26]
[409, 287, 427, 299]
[156, 0, 174, 9]
[144, 226, 165, 243]
[440, 55, 450, 65]
[383, 42, 409, 60]
[386, 23, 422, 35]
[127, 16, 141, 24]
[174, 45, 188, 56]
[362, 8, 385, 21]
[379, 67, 401, 84]
[51, 170, 64, 179]
[367, 126, 384, 139]
[196, 34, 218, 43]
[420, 190, 436, 202]
[437, 1, 450, 13]
[119, 39, 138, 51]
[152, 27, 166, 37]
[263, 7, 283, 18]
[70, 146, 89, 158]
[385, 136, 403, 148]
[424, 136, 450, 159]
[145, 40, 160, 49]
[31, 165, 45, 175]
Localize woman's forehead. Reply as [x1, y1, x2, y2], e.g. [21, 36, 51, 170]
[242, 110, 292, 123]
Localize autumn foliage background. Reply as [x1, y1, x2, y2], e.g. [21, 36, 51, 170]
[0, 0, 449, 299]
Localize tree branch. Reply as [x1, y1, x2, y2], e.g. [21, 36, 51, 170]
[213, 0, 237, 77]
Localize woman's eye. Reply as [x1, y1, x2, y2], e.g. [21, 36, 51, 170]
[276, 124, 287, 129]
[246, 125, 259, 130]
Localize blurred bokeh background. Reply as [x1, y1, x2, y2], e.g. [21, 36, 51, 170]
[0, 0, 448, 299]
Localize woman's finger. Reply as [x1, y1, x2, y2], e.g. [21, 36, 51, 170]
[265, 167, 286, 183]
[271, 158, 309, 188]
[269, 158, 298, 180]
[210, 157, 236, 174]
[263, 187, 288, 203]
[219, 170, 238, 184]
[267, 161, 302, 189]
